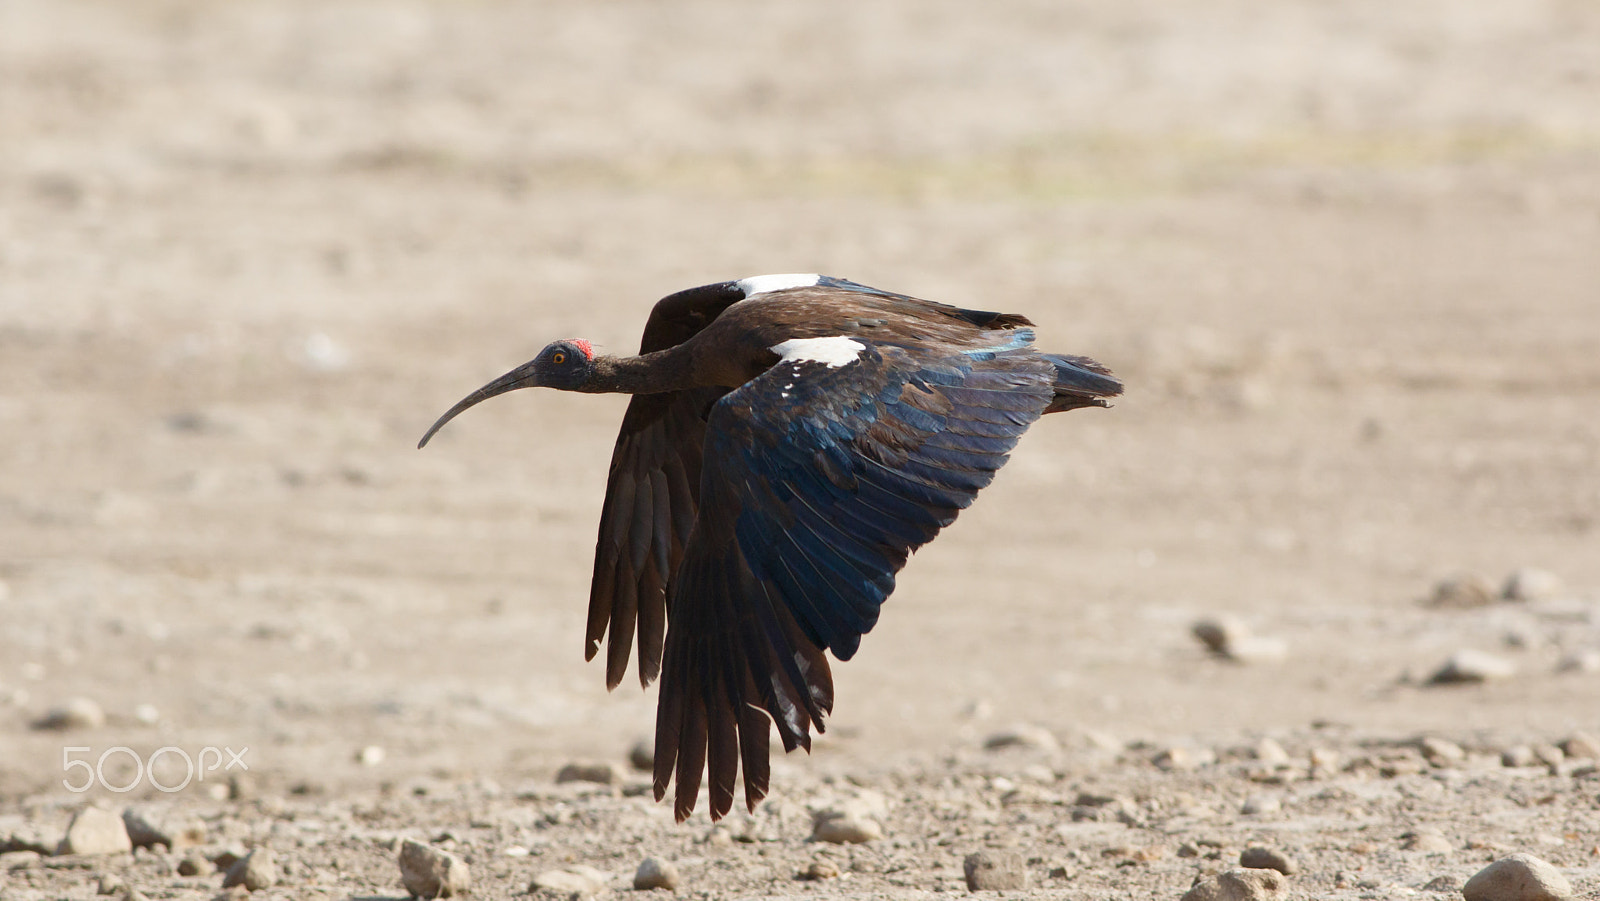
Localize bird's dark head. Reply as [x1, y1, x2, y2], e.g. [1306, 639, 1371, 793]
[417, 339, 596, 448]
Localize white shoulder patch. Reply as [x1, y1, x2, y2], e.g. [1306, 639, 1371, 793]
[770, 336, 866, 369]
[736, 273, 822, 297]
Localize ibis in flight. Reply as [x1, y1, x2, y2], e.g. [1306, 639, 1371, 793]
[419, 274, 1122, 821]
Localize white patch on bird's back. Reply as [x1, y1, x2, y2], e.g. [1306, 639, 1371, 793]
[770, 336, 866, 368]
[736, 273, 821, 297]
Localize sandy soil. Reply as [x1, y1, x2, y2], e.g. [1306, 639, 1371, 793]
[3, 1, 1600, 898]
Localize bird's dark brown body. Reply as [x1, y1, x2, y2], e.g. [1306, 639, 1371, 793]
[419, 275, 1121, 821]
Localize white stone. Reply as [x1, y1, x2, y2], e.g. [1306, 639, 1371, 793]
[633, 856, 680, 891]
[58, 807, 132, 856]
[1463, 853, 1573, 901]
[736, 273, 821, 297]
[530, 868, 605, 894]
[1429, 650, 1517, 684]
[770, 336, 865, 368]
[1503, 568, 1565, 603]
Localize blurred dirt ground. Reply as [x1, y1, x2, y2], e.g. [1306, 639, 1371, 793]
[3, 1, 1600, 898]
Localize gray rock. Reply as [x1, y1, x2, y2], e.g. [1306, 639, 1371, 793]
[32, 697, 106, 731]
[555, 761, 620, 785]
[58, 808, 133, 856]
[210, 846, 249, 870]
[96, 873, 125, 895]
[221, 849, 277, 892]
[1429, 650, 1516, 684]
[1239, 846, 1297, 875]
[1503, 568, 1564, 603]
[633, 856, 680, 891]
[122, 809, 204, 850]
[399, 839, 470, 899]
[1463, 853, 1572, 901]
[1181, 867, 1286, 901]
[963, 850, 1027, 891]
[177, 853, 213, 876]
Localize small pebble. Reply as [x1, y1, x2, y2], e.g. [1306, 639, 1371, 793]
[803, 860, 840, 880]
[1155, 746, 1216, 771]
[1239, 846, 1297, 875]
[1402, 831, 1454, 853]
[1503, 568, 1564, 603]
[97, 873, 125, 895]
[530, 868, 605, 894]
[963, 850, 1027, 891]
[555, 761, 620, 785]
[1463, 852, 1572, 901]
[58, 807, 133, 856]
[1181, 867, 1285, 901]
[633, 857, 680, 891]
[32, 697, 106, 731]
[133, 704, 160, 725]
[1560, 732, 1600, 760]
[177, 854, 212, 876]
[1254, 738, 1290, 764]
[399, 839, 470, 899]
[982, 723, 1059, 752]
[1423, 874, 1462, 893]
[811, 804, 883, 844]
[1427, 574, 1497, 608]
[211, 847, 248, 871]
[356, 745, 385, 766]
[1240, 795, 1280, 815]
[1419, 737, 1467, 765]
[1556, 650, 1600, 674]
[122, 809, 204, 851]
[628, 739, 654, 772]
[1502, 745, 1537, 768]
[221, 849, 277, 892]
[1192, 617, 1289, 663]
[1429, 650, 1516, 684]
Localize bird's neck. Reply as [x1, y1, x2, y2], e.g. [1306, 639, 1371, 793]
[584, 349, 697, 395]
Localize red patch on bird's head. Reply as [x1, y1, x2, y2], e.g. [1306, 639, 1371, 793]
[570, 339, 594, 360]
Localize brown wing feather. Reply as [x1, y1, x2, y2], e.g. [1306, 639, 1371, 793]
[586, 282, 745, 689]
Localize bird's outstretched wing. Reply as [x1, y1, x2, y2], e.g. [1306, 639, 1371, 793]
[587, 282, 746, 689]
[653, 339, 1058, 820]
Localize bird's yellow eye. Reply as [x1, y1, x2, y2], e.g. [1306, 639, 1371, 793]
[552, 352, 566, 364]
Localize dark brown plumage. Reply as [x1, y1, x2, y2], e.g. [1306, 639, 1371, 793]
[419, 275, 1121, 820]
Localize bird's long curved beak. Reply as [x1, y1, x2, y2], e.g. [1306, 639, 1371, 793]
[417, 359, 543, 449]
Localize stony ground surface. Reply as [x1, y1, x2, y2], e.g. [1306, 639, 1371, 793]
[3, 0, 1600, 898]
